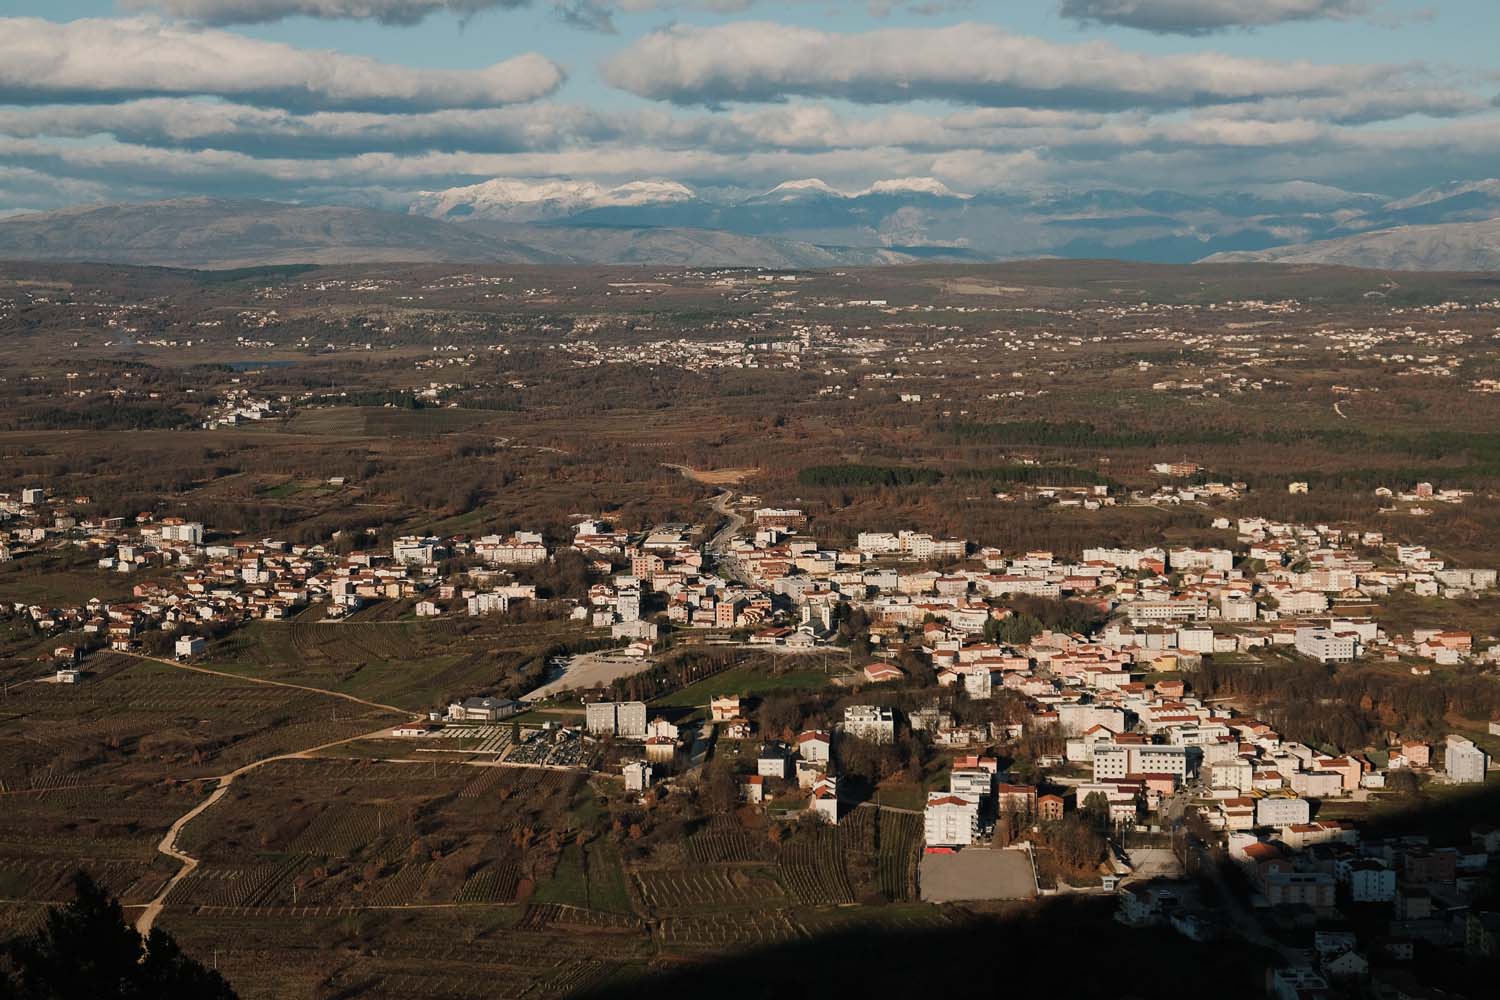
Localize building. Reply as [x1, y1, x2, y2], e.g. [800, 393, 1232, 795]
[622, 761, 653, 793]
[392, 536, 436, 565]
[796, 731, 831, 763]
[1295, 627, 1359, 663]
[757, 744, 790, 780]
[1445, 734, 1489, 784]
[1265, 871, 1336, 908]
[949, 768, 994, 803]
[1344, 859, 1396, 903]
[808, 776, 839, 824]
[1256, 796, 1311, 829]
[1269, 968, 1329, 1000]
[710, 696, 743, 722]
[447, 697, 523, 723]
[585, 701, 648, 738]
[1092, 742, 1190, 781]
[843, 705, 896, 744]
[466, 592, 510, 616]
[924, 792, 980, 847]
[174, 635, 205, 658]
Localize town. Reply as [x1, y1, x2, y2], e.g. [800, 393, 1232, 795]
[3, 259, 1500, 999]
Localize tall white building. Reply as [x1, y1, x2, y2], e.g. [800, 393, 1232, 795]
[586, 701, 647, 738]
[1445, 734, 1489, 784]
[924, 792, 980, 847]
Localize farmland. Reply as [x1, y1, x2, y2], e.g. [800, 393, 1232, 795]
[6, 257, 1500, 996]
[206, 618, 606, 711]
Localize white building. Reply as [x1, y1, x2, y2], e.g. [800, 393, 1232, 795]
[392, 536, 436, 565]
[174, 635, 205, 658]
[1255, 796, 1311, 829]
[924, 792, 980, 847]
[842, 705, 896, 744]
[622, 760, 653, 793]
[1092, 743, 1190, 781]
[467, 592, 510, 616]
[160, 521, 205, 545]
[809, 777, 839, 824]
[585, 701, 647, 738]
[1082, 546, 1166, 571]
[796, 731, 832, 763]
[1344, 860, 1396, 903]
[1445, 734, 1490, 784]
[949, 768, 995, 803]
[1169, 548, 1235, 573]
[1294, 627, 1359, 663]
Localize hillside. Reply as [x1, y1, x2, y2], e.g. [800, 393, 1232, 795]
[0, 198, 970, 269]
[1202, 218, 1500, 272]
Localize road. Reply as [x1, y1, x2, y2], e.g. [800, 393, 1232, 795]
[133, 723, 398, 937]
[704, 490, 751, 584]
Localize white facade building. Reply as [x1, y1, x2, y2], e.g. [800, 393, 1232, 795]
[1446, 734, 1490, 784]
[924, 792, 980, 847]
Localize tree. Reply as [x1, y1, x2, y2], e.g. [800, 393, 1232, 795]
[1080, 791, 1111, 832]
[2, 871, 236, 999]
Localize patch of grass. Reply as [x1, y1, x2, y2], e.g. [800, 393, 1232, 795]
[533, 841, 589, 908]
[650, 665, 837, 708]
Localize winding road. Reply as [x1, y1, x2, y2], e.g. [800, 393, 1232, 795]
[119, 652, 408, 936]
[133, 723, 399, 937]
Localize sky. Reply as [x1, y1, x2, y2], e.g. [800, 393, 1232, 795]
[2, 0, 1498, 214]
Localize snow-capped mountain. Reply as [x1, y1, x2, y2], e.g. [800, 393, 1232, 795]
[403, 175, 1500, 267]
[410, 178, 696, 223]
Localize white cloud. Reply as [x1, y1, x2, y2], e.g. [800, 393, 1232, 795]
[0, 17, 563, 110]
[1059, 0, 1372, 35]
[123, 0, 530, 26]
[602, 21, 1401, 109]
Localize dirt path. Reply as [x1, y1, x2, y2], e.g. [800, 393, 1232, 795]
[133, 723, 398, 937]
[121, 651, 409, 715]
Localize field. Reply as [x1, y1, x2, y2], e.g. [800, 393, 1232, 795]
[206, 618, 604, 712]
[649, 665, 841, 709]
[5, 259, 1500, 996]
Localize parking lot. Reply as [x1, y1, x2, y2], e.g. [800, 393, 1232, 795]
[919, 848, 1038, 903]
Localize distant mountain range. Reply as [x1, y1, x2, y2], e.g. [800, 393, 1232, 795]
[1203, 218, 1500, 271]
[1, 176, 1498, 270]
[407, 175, 1500, 270]
[0, 198, 972, 270]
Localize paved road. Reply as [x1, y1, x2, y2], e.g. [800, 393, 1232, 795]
[704, 490, 752, 584]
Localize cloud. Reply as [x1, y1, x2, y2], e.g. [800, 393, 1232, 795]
[123, 0, 952, 29]
[601, 21, 1400, 109]
[0, 17, 563, 110]
[1059, 0, 1372, 35]
[0, 100, 623, 157]
[122, 0, 530, 26]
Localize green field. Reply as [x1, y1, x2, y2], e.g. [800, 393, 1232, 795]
[205, 618, 600, 711]
[650, 665, 839, 709]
